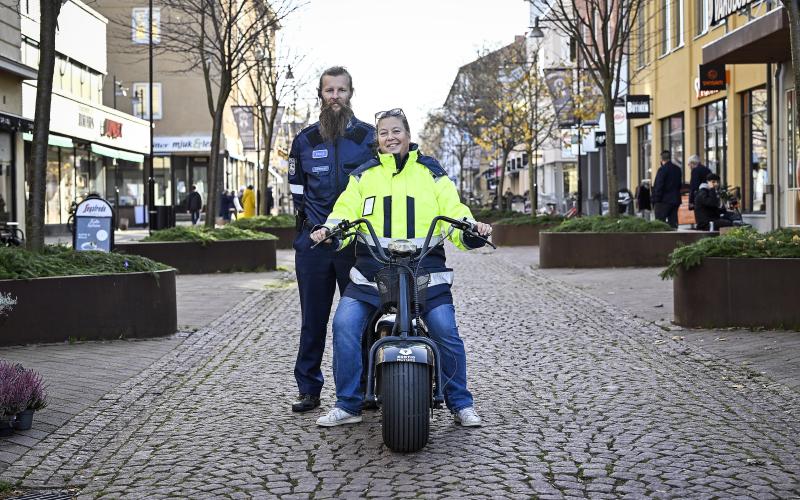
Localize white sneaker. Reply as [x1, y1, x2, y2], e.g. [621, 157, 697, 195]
[316, 407, 362, 427]
[454, 407, 482, 427]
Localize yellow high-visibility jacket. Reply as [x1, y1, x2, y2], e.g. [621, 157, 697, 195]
[322, 145, 484, 310]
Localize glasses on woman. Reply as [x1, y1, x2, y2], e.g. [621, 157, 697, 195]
[374, 108, 406, 122]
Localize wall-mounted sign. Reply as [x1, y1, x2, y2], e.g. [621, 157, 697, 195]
[699, 62, 727, 91]
[73, 195, 115, 253]
[102, 119, 123, 139]
[153, 136, 212, 153]
[711, 0, 758, 25]
[625, 95, 651, 119]
[594, 131, 607, 149]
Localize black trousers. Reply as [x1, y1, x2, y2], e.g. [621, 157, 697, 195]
[654, 203, 679, 228]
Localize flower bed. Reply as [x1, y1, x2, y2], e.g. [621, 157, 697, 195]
[230, 215, 295, 249]
[664, 228, 800, 329]
[539, 217, 713, 268]
[490, 215, 564, 246]
[0, 247, 176, 345]
[117, 226, 277, 274]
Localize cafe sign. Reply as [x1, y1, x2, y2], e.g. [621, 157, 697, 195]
[711, 0, 758, 25]
[625, 95, 651, 119]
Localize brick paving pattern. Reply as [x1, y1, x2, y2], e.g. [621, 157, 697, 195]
[1, 248, 799, 498]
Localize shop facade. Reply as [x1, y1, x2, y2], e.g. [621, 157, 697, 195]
[629, 0, 783, 230]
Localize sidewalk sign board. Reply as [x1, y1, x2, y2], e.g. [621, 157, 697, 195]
[73, 194, 115, 252]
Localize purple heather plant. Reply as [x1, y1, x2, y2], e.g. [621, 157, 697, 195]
[0, 361, 47, 414]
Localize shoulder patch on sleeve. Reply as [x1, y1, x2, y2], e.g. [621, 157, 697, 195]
[417, 154, 448, 178]
[350, 158, 381, 179]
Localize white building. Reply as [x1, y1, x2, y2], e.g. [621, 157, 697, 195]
[18, 0, 151, 230]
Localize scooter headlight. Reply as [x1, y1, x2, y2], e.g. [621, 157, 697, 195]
[388, 239, 417, 256]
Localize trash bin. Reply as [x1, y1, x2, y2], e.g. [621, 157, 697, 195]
[150, 205, 175, 230]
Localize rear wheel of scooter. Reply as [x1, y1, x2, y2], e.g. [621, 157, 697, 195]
[380, 362, 431, 452]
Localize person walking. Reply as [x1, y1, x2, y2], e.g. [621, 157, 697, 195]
[635, 179, 652, 220]
[242, 185, 256, 218]
[288, 66, 376, 413]
[687, 155, 711, 211]
[186, 185, 203, 225]
[652, 151, 682, 228]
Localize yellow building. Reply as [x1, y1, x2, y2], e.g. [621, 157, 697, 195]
[629, 0, 790, 230]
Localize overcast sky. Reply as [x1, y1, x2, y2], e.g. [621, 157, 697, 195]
[281, 0, 532, 140]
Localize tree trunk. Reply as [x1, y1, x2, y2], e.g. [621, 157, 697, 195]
[205, 83, 231, 228]
[603, 91, 619, 217]
[26, 0, 63, 251]
[498, 149, 510, 211]
[527, 145, 537, 217]
[786, 1, 800, 187]
[259, 103, 279, 215]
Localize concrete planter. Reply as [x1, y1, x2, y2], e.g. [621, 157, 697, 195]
[115, 239, 277, 274]
[673, 258, 800, 329]
[248, 226, 295, 249]
[0, 270, 176, 346]
[539, 231, 715, 268]
[490, 224, 557, 246]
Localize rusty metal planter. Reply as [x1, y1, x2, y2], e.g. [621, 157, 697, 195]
[0, 270, 177, 346]
[673, 258, 800, 329]
[539, 231, 715, 268]
[490, 224, 557, 246]
[248, 226, 295, 249]
[115, 239, 277, 274]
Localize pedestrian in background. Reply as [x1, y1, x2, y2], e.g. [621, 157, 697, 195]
[687, 155, 711, 211]
[652, 151, 682, 228]
[242, 185, 256, 218]
[635, 179, 652, 220]
[219, 190, 234, 224]
[266, 186, 274, 214]
[186, 185, 203, 225]
[287, 66, 375, 413]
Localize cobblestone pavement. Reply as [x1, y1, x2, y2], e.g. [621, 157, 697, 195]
[2, 247, 800, 498]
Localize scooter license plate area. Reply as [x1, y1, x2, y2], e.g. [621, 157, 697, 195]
[376, 344, 433, 365]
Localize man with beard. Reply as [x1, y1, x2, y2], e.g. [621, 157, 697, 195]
[288, 66, 375, 413]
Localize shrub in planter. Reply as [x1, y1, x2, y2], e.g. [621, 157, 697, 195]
[229, 214, 295, 231]
[490, 215, 565, 246]
[548, 215, 673, 233]
[141, 225, 277, 244]
[661, 227, 800, 279]
[468, 208, 525, 223]
[493, 214, 564, 226]
[0, 245, 169, 280]
[0, 361, 48, 433]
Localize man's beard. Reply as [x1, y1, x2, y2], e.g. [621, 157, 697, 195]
[319, 101, 354, 142]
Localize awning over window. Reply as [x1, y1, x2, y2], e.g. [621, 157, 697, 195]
[702, 8, 790, 65]
[22, 133, 73, 149]
[90, 143, 145, 163]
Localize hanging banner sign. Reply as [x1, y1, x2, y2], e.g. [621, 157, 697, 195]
[232, 106, 256, 151]
[544, 68, 576, 128]
[594, 131, 607, 148]
[711, 0, 758, 25]
[698, 63, 727, 91]
[625, 95, 651, 119]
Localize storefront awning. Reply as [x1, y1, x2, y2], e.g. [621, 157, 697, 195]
[22, 132, 73, 149]
[702, 8, 790, 65]
[90, 143, 145, 163]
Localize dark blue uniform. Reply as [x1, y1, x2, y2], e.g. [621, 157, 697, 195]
[289, 118, 375, 397]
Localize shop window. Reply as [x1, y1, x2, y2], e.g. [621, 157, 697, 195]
[45, 146, 60, 225]
[787, 90, 800, 226]
[119, 160, 144, 206]
[59, 147, 75, 225]
[742, 88, 768, 212]
[697, 99, 728, 186]
[660, 113, 684, 175]
[0, 134, 12, 222]
[132, 82, 163, 120]
[153, 156, 172, 206]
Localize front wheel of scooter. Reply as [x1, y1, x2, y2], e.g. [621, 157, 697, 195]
[380, 362, 431, 453]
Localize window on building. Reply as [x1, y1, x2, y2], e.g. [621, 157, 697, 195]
[661, 0, 684, 54]
[696, 0, 710, 36]
[131, 82, 163, 120]
[788, 90, 800, 226]
[660, 113, 684, 175]
[697, 99, 728, 185]
[742, 88, 767, 212]
[637, 2, 648, 68]
[638, 123, 653, 182]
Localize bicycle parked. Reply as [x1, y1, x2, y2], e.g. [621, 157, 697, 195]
[0, 222, 24, 247]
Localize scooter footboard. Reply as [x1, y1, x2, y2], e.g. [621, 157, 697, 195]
[365, 336, 445, 406]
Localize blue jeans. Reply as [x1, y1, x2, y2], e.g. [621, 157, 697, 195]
[331, 296, 474, 415]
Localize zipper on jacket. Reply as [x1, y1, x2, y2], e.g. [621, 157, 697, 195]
[334, 137, 340, 195]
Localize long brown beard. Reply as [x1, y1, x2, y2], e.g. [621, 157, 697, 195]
[319, 101, 354, 142]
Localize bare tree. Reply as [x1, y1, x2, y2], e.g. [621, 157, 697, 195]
[247, 38, 306, 215]
[27, 0, 65, 250]
[422, 106, 479, 202]
[530, 0, 645, 216]
[159, 0, 298, 227]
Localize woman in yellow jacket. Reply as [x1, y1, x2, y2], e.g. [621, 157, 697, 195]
[311, 108, 491, 428]
[241, 185, 256, 218]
